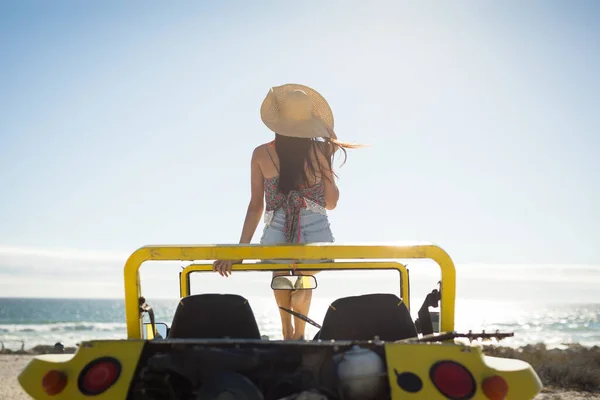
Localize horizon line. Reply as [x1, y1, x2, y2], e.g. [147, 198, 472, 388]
[1, 244, 599, 266]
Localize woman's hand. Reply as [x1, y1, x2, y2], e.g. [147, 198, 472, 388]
[212, 259, 243, 277]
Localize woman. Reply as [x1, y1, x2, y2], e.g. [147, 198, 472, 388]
[213, 84, 359, 340]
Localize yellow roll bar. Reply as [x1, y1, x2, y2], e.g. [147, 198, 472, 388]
[179, 261, 410, 309]
[124, 242, 456, 339]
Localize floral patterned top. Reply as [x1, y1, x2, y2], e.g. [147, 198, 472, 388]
[264, 175, 327, 243]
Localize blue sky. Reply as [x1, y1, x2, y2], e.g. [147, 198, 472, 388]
[1, 1, 599, 297]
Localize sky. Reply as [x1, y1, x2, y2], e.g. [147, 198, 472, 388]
[0, 1, 599, 298]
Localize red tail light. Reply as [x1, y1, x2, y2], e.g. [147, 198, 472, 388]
[482, 375, 509, 400]
[77, 357, 121, 395]
[42, 370, 67, 395]
[430, 361, 476, 399]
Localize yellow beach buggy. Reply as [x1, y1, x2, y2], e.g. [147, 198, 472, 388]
[18, 242, 542, 400]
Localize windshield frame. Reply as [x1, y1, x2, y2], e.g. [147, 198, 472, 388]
[180, 261, 410, 310]
[123, 243, 457, 339]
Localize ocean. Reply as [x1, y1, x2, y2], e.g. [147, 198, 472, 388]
[1, 263, 599, 350]
[1, 296, 598, 351]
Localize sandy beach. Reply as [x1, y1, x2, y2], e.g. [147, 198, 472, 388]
[535, 391, 600, 399]
[1, 355, 34, 400]
[2, 354, 598, 400]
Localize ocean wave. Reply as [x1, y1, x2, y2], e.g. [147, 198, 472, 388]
[1, 298, 598, 351]
[0, 322, 126, 334]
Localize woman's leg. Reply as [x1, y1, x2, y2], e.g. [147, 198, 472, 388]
[260, 215, 296, 340]
[290, 212, 335, 340]
[290, 289, 312, 340]
[273, 271, 294, 340]
[289, 270, 321, 340]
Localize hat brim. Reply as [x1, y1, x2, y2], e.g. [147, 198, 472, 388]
[261, 83, 334, 139]
[263, 116, 330, 139]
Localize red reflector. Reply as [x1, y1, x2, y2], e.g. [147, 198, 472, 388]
[430, 361, 476, 399]
[42, 370, 67, 396]
[78, 357, 121, 395]
[482, 375, 509, 400]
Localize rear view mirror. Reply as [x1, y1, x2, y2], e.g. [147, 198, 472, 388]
[271, 275, 317, 290]
[143, 322, 168, 340]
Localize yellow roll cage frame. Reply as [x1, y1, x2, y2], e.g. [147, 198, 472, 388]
[124, 242, 456, 339]
[179, 261, 410, 308]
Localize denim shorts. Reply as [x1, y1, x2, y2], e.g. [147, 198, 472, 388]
[260, 208, 334, 266]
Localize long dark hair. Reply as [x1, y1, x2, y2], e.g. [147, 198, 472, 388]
[274, 133, 360, 195]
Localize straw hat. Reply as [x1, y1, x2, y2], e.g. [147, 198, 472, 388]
[260, 83, 334, 139]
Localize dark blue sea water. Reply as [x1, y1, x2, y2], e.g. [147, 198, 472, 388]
[0, 298, 178, 350]
[1, 297, 599, 351]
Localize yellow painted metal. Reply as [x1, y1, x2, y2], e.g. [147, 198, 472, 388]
[18, 339, 543, 400]
[384, 341, 542, 399]
[124, 242, 456, 339]
[18, 340, 145, 400]
[18, 242, 544, 400]
[144, 323, 155, 340]
[179, 261, 410, 309]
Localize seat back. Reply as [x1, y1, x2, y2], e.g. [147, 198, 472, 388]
[168, 293, 261, 339]
[318, 293, 417, 341]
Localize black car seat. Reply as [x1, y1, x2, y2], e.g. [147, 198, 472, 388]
[316, 293, 417, 341]
[168, 293, 261, 339]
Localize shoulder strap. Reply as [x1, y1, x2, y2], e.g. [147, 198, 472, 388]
[266, 145, 279, 173]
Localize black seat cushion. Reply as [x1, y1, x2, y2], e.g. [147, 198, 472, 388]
[318, 293, 417, 341]
[168, 294, 261, 339]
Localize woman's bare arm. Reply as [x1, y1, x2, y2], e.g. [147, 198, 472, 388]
[238, 147, 265, 243]
[213, 147, 265, 276]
